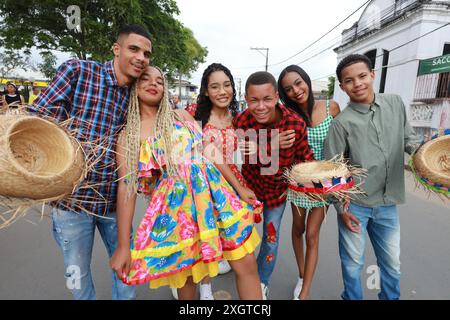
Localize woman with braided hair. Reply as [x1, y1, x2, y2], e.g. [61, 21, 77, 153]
[110, 65, 262, 300]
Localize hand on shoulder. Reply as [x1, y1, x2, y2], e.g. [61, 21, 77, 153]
[329, 99, 341, 117]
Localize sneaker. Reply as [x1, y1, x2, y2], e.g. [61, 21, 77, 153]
[218, 260, 231, 275]
[293, 277, 303, 299]
[260, 283, 269, 300]
[200, 283, 214, 300]
[171, 287, 178, 300]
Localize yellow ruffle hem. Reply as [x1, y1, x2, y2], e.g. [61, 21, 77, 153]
[147, 226, 261, 289]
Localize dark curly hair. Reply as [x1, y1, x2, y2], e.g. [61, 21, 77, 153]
[278, 65, 315, 127]
[195, 63, 239, 127]
[336, 53, 372, 83]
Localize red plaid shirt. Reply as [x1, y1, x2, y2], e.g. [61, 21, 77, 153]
[233, 104, 314, 209]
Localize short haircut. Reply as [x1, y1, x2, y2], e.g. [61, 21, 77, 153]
[245, 71, 277, 94]
[117, 24, 152, 42]
[336, 54, 373, 83]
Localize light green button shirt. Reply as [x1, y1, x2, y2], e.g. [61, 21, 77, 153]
[324, 93, 421, 209]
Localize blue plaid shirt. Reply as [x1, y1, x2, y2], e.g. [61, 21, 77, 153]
[30, 59, 130, 216]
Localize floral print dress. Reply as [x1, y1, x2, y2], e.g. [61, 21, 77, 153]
[124, 120, 261, 289]
[185, 104, 263, 222]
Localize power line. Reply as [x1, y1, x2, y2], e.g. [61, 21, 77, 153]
[311, 22, 450, 81]
[269, 0, 372, 67]
[232, 3, 449, 77]
[231, 0, 372, 71]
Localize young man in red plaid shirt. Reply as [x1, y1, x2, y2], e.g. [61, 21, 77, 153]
[233, 71, 314, 299]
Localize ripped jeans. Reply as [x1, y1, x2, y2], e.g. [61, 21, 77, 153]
[256, 201, 287, 286]
[52, 208, 136, 300]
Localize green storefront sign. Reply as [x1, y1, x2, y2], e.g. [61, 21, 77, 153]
[418, 54, 450, 76]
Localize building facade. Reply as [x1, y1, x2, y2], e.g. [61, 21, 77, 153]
[333, 0, 450, 138]
[169, 79, 198, 108]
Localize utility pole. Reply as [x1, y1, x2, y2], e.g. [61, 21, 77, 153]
[178, 72, 182, 105]
[250, 47, 269, 71]
[235, 77, 242, 111]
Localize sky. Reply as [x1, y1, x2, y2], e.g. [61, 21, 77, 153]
[8, 0, 371, 91]
[175, 0, 370, 91]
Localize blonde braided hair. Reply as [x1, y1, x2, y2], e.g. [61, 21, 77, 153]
[123, 66, 185, 195]
[121, 84, 140, 195]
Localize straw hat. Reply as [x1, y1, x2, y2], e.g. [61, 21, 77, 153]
[285, 156, 366, 203]
[411, 133, 450, 195]
[0, 114, 85, 200]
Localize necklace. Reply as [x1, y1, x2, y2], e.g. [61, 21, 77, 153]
[211, 110, 232, 129]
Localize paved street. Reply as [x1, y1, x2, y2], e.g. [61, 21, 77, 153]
[0, 172, 449, 300]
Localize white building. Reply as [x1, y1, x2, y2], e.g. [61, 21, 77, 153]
[333, 0, 450, 138]
[169, 79, 198, 108]
[312, 80, 329, 99]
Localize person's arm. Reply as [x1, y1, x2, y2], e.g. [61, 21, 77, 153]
[330, 100, 341, 118]
[28, 60, 79, 121]
[323, 120, 360, 232]
[179, 109, 257, 204]
[294, 120, 315, 163]
[110, 133, 137, 280]
[324, 119, 347, 216]
[324, 119, 347, 161]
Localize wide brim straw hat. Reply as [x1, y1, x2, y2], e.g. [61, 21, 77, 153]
[0, 114, 85, 200]
[284, 155, 366, 203]
[6, 82, 18, 90]
[411, 132, 450, 196]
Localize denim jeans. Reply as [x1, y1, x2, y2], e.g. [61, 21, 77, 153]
[52, 208, 136, 300]
[337, 203, 401, 300]
[256, 201, 287, 286]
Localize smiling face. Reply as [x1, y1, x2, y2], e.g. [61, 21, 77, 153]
[6, 84, 16, 94]
[280, 71, 311, 107]
[206, 70, 234, 110]
[137, 66, 164, 106]
[339, 62, 375, 104]
[113, 33, 152, 86]
[245, 83, 280, 125]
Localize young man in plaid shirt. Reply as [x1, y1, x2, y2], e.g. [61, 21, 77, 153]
[233, 71, 314, 299]
[29, 25, 152, 300]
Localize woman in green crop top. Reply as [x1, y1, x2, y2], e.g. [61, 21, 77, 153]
[278, 65, 340, 300]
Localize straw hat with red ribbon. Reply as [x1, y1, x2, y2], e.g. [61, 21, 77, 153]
[284, 155, 366, 204]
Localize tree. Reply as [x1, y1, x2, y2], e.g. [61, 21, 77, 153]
[327, 76, 336, 98]
[0, 49, 35, 79]
[38, 51, 58, 80]
[0, 0, 207, 77]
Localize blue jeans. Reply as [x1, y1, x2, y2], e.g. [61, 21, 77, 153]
[338, 203, 401, 300]
[52, 208, 136, 300]
[256, 201, 287, 286]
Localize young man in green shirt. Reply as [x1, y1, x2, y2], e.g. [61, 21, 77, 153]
[324, 54, 421, 300]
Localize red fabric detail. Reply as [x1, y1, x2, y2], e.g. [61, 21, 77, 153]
[266, 222, 277, 244]
[287, 179, 355, 194]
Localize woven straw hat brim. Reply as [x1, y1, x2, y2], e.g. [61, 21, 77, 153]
[289, 160, 350, 184]
[413, 135, 450, 189]
[0, 115, 85, 200]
